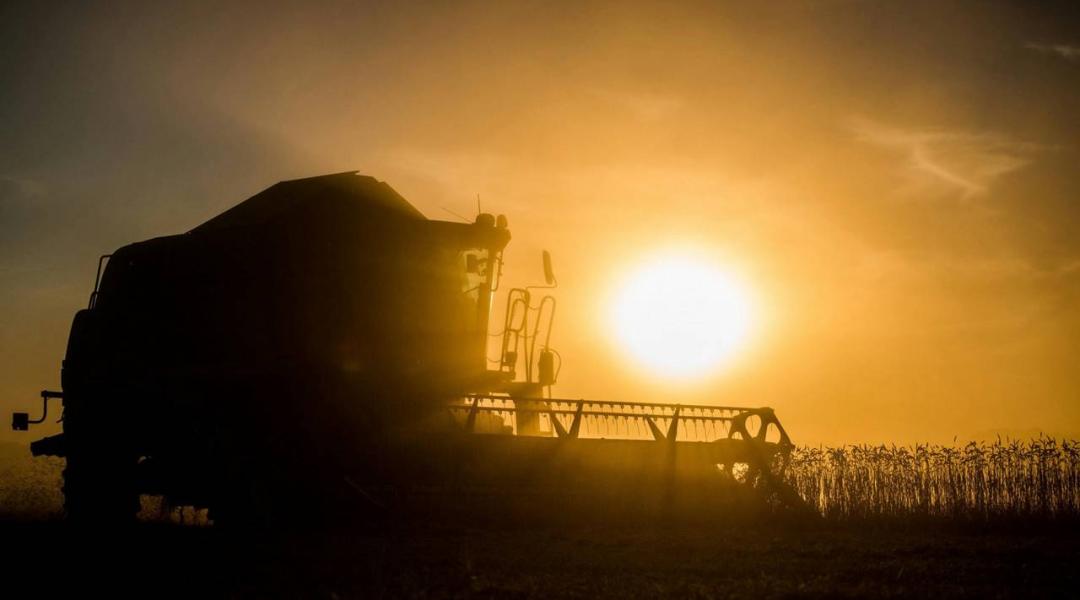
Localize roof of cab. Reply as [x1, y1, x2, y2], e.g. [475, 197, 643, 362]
[192, 171, 425, 233]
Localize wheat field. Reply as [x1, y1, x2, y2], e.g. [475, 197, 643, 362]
[786, 438, 1080, 520]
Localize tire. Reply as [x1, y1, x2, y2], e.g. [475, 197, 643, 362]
[61, 399, 139, 526]
[62, 449, 139, 525]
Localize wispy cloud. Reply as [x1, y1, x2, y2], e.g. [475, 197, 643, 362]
[1025, 42, 1080, 62]
[590, 88, 684, 122]
[0, 176, 47, 235]
[849, 117, 1038, 200]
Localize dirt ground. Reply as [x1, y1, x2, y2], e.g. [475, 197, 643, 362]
[0, 518, 1076, 599]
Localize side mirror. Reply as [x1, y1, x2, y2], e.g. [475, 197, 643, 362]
[542, 250, 556, 286]
[12, 412, 29, 431]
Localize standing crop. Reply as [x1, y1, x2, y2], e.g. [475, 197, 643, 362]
[787, 439, 1080, 520]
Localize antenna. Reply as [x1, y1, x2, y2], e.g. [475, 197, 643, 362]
[476, 193, 482, 217]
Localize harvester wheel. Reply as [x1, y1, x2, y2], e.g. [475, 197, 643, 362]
[61, 396, 139, 525]
[62, 446, 139, 525]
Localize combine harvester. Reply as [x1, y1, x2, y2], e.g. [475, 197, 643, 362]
[12, 172, 801, 525]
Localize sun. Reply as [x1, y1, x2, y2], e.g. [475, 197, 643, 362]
[611, 254, 755, 380]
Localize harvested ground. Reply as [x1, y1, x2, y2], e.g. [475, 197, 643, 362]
[0, 519, 1078, 598]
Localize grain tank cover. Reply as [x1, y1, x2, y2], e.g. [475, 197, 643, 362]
[87, 171, 507, 401]
[193, 171, 426, 233]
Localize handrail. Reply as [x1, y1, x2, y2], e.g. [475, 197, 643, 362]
[88, 254, 112, 309]
[498, 289, 529, 374]
[527, 295, 556, 382]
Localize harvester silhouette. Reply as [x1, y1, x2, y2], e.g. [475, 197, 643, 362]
[12, 172, 800, 524]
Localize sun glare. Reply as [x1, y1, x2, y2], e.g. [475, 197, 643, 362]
[611, 254, 755, 380]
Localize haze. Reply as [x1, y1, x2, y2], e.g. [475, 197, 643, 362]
[2, 1, 1078, 444]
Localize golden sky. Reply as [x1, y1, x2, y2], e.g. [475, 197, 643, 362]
[2, 1, 1078, 444]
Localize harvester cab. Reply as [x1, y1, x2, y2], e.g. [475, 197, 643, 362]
[11, 172, 803, 523]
